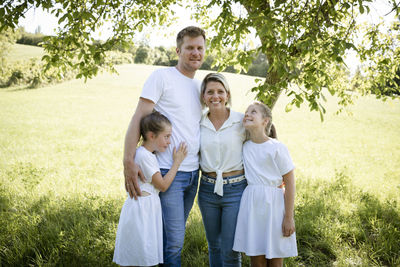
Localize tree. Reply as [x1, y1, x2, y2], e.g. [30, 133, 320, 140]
[35, 25, 41, 34]
[0, 0, 177, 80]
[192, 0, 400, 117]
[0, 30, 15, 63]
[1, 0, 399, 115]
[351, 67, 365, 92]
[0, 28, 20, 74]
[134, 45, 150, 64]
[358, 18, 400, 98]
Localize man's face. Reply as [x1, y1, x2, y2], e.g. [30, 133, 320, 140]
[176, 35, 205, 73]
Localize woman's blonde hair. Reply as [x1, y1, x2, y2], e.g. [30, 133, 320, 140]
[200, 73, 232, 108]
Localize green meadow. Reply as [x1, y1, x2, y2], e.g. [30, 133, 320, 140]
[1, 54, 400, 266]
[7, 44, 44, 63]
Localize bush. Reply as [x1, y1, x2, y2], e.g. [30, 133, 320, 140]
[246, 61, 268, 77]
[134, 46, 150, 64]
[16, 32, 46, 47]
[7, 69, 24, 86]
[105, 51, 133, 65]
[1, 58, 77, 89]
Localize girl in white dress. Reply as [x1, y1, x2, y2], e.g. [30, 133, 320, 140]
[233, 102, 297, 267]
[113, 111, 188, 267]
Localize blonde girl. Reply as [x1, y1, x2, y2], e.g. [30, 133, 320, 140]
[233, 102, 297, 267]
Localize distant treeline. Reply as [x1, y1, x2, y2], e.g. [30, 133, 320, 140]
[16, 31, 46, 47]
[16, 29, 268, 78]
[8, 29, 400, 96]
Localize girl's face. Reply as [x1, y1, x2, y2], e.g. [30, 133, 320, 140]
[152, 124, 172, 153]
[203, 81, 229, 110]
[243, 104, 269, 130]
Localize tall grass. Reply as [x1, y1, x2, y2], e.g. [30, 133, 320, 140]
[1, 64, 399, 266]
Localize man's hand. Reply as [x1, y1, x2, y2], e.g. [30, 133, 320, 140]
[122, 98, 155, 199]
[124, 160, 145, 199]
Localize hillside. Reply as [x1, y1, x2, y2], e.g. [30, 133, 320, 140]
[8, 43, 44, 63]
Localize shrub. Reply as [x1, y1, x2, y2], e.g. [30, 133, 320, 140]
[16, 32, 46, 47]
[6, 69, 24, 86]
[134, 46, 150, 64]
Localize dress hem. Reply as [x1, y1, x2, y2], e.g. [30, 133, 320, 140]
[113, 260, 163, 266]
[233, 250, 298, 259]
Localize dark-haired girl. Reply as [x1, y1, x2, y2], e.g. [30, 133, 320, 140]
[113, 111, 187, 267]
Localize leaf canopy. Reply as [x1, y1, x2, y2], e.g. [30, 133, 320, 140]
[1, 0, 399, 115]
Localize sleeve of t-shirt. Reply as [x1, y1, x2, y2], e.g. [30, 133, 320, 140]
[140, 69, 164, 104]
[138, 151, 160, 183]
[275, 143, 295, 176]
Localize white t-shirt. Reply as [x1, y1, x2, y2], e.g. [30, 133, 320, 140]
[243, 139, 295, 187]
[200, 109, 246, 195]
[135, 146, 161, 194]
[140, 67, 202, 171]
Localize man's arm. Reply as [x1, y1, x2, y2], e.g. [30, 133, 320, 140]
[123, 97, 155, 199]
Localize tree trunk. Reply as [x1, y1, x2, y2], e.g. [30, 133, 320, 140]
[240, 0, 283, 110]
[263, 52, 282, 110]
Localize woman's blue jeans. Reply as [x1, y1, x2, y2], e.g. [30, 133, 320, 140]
[198, 174, 247, 267]
[159, 169, 199, 267]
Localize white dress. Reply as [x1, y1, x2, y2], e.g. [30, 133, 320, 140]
[113, 146, 163, 266]
[233, 139, 298, 259]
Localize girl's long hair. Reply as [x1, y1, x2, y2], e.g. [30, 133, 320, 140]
[252, 102, 277, 139]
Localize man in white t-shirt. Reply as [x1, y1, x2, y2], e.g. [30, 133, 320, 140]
[123, 26, 206, 266]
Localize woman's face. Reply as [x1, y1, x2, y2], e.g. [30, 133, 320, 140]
[203, 81, 229, 110]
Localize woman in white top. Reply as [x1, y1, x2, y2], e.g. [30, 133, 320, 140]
[198, 73, 247, 267]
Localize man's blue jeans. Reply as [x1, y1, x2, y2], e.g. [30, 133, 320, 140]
[159, 169, 199, 267]
[198, 174, 247, 267]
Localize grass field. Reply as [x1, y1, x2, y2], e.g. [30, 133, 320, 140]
[1, 63, 399, 266]
[7, 44, 44, 63]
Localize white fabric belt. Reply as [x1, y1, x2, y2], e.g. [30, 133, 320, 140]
[201, 175, 246, 186]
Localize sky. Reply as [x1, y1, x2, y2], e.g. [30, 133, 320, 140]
[18, 1, 397, 74]
[18, 4, 199, 48]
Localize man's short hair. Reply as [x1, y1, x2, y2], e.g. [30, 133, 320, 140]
[176, 26, 206, 49]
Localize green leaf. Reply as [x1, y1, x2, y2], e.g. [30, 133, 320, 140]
[58, 13, 69, 24]
[285, 103, 293, 112]
[82, 11, 95, 21]
[319, 110, 324, 122]
[42, 55, 51, 62]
